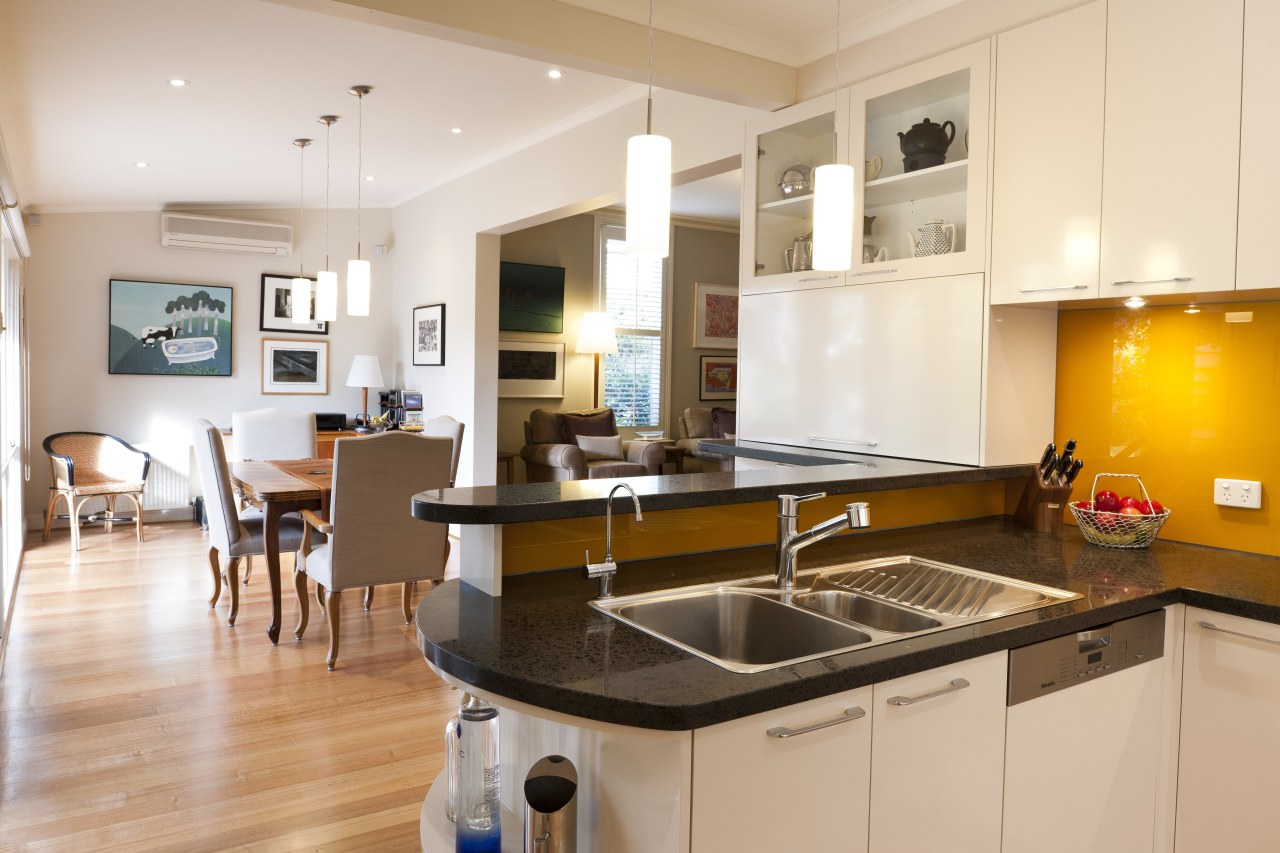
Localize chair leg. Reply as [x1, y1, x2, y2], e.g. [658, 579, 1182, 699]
[225, 557, 241, 627]
[364, 585, 374, 611]
[71, 495, 94, 552]
[207, 546, 222, 608]
[325, 588, 342, 671]
[132, 493, 145, 542]
[316, 582, 326, 614]
[243, 554, 253, 585]
[43, 490, 61, 542]
[293, 568, 310, 640]
[402, 582, 414, 624]
[103, 496, 115, 534]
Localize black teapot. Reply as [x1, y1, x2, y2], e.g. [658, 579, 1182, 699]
[898, 118, 955, 172]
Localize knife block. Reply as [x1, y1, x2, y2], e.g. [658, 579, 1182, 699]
[1013, 476, 1074, 533]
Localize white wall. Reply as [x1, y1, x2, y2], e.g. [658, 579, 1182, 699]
[25, 207, 392, 519]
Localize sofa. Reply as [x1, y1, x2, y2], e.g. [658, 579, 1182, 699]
[520, 407, 666, 482]
[675, 406, 736, 472]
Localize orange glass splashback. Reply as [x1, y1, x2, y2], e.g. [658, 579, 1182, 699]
[1055, 301, 1280, 556]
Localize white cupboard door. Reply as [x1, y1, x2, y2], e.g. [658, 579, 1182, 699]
[1176, 609, 1280, 852]
[868, 651, 1007, 853]
[691, 686, 873, 853]
[1235, 0, 1280, 290]
[990, 1, 1105, 304]
[1099, 0, 1243, 298]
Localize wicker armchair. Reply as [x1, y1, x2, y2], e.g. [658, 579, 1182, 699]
[42, 432, 151, 552]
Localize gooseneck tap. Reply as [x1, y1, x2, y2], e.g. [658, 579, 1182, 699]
[776, 493, 871, 592]
[584, 483, 644, 599]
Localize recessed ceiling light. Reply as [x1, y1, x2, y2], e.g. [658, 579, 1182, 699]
[167, 78, 189, 87]
[135, 161, 149, 168]
[364, 175, 375, 182]
[451, 127, 463, 134]
[1123, 296, 1146, 309]
[547, 69, 563, 80]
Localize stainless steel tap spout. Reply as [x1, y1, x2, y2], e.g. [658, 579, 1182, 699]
[776, 493, 871, 592]
[584, 483, 643, 599]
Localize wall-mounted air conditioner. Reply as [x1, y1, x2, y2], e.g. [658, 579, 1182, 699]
[160, 212, 292, 255]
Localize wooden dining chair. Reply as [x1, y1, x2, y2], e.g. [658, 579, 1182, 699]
[190, 418, 307, 626]
[42, 431, 151, 553]
[293, 431, 452, 670]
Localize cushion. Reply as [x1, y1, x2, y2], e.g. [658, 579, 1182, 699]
[575, 434, 624, 461]
[560, 408, 617, 443]
[528, 408, 567, 445]
[586, 460, 647, 479]
[685, 407, 715, 438]
[711, 407, 737, 439]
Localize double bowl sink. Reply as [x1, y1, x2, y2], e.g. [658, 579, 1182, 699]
[589, 556, 1080, 673]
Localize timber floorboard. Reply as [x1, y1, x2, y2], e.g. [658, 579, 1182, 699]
[1, 522, 460, 852]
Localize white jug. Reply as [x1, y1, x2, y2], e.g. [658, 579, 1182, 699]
[907, 219, 956, 257]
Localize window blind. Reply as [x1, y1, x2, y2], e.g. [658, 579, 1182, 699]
[601, 225, 664, 427]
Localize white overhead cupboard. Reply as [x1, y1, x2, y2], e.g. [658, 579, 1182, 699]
[1235, 0, 1280, 291]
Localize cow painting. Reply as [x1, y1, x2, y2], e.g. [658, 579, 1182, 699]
[139, 326, 177, 348]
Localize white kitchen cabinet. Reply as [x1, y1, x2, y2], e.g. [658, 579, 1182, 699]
[868, 651, 1007, 853]
[690, 685, 873, 852]
[1175, 609, 1280, 852]
[1235, 0, 1280, 291]
[847, 39, 991, 283]
[1099, 0, 1244, 299]
[989, 1, 1106, 305]
[741, 92, 850, 295]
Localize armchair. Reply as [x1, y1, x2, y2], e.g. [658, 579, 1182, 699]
[675, 407, 736, 472]
[42, 431, 150, 552]
[519, 407, 664, 482]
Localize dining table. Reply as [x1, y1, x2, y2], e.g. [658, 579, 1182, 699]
[230, 458, 332, 644]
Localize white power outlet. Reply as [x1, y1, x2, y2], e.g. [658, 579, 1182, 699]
[1214, 478, 1263, 509]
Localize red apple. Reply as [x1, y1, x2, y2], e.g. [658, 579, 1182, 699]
[1094, 490, 1120, 512]
[1118, 495, 1141, 510]
[1137, 499, 1165, 515]
[1073, 500, 1091, 510]
[1118, 506, 1143, 516]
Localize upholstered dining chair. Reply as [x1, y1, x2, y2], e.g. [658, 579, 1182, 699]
[293, 431, 452, 670]
[190, 418, 307, 626]
[42, 431, 151, 553]
[421, 415, 465, 486]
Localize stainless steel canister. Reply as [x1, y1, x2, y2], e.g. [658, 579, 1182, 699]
[523, 755, 577, 853]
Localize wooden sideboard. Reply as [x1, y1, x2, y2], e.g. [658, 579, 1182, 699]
[316, 430, 361, 459]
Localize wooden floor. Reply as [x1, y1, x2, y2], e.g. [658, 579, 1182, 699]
[1, 521, 459, 852]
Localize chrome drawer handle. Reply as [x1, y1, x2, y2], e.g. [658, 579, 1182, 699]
[849, 268, 900, 277]
[767, 706, 866, 738]
[1017, 284, 1089, 293]
[887, 677, 970, 706]
[1200, 621, 1280, 647]
[1111, 277, 1192, 285]
[809, 436, 878, 447]
[798, 274, 840, 282]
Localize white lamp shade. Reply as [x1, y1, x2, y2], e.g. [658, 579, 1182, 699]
[347, 258, 371, 316]
[576, 311, 618, 355]
[812, 162, 854, 272]
[315, 269, 338, 322]
[625, 133, 671, 258]
[290, 276, 312, 323]
[345, 354, 383, 388]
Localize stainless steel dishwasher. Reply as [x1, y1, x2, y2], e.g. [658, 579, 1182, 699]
[1002, 609, 1169, 853]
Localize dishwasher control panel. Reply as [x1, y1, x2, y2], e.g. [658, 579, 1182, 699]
[1007, 609, 1165, 706]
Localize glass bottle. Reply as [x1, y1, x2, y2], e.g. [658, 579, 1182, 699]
[443, 692, 469, 823]
[456, 697, 501, 853]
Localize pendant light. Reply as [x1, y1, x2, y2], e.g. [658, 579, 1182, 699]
[290, 137, 313, 323]
[346, 85, 372, 316]
[812, 0, 854, 272]
[625, 0, 671, 258]
[314, 115, 339, 323]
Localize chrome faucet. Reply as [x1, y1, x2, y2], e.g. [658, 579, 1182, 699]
[776, 493, 871, 592]
[584, 483, 643, 599]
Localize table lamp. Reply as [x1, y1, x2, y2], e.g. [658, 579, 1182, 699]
[575, 311, 617, 409]
[345, 354, 384, 432]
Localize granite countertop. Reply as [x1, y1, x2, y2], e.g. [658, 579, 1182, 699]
[411, 455, 1034, 525]
[416, 517, 1280, 730]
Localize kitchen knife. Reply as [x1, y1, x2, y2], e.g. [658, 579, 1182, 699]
[1038, 443, 1055, 474]
[1055, 449, 1074, 483]
[1064, 458, 1084, 485]
[1042, 452, 1059, 485]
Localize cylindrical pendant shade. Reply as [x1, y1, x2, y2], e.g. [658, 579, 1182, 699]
[812, 162, 854, 272]
[290, 276, 312, 323]
[625, 133, 671, 258]
[347, 258, 371, 316]
[315, 270, 338, 322]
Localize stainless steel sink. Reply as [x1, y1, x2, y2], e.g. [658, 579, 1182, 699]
[591, 555, 1080, 674]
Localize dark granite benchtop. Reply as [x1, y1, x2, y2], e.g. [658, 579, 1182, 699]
[416, 516, 1280, 731]
[411, 454, 1034, 525]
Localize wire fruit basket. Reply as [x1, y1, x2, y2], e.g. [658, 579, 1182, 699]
[1068, 472, 1171, 549]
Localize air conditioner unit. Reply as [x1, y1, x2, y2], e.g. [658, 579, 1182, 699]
[160, 212, 292, 255]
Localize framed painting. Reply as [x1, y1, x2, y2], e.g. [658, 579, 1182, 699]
[261, 338, 329, 395]
[413, 303, 446, 366]
[498, 261, 565, 333]
[108, 279, 233, 376]
[260, 273, 327, 334]
[498, 340, 565, 398]
[693, 282, 739, 348]
[699, 354, 738, 401]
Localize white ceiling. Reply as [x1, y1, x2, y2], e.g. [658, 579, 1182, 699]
[0, 0, 952, 219]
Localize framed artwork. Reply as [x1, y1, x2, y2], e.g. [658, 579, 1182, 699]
[699, 354, 738, 401]
[498, 340, 565, 398]
[260, 273, 327, 335]
[498, 261, 565, 333]
[693, 282, 739, 348]
[261, 338, 329, 395]
[108, 278, 233, 376]
[413, 303, 446, 366]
